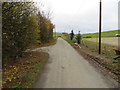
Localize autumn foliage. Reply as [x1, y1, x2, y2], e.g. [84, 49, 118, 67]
[2, 2, 55, 64]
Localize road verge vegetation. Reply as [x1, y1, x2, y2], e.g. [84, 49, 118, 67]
[63, 34, 119, 83]
[82, 39, 117, 58]
[2, 38, 57, 88]
[2, 2, 56, 88]
[3, 52, 49, 88]
[27, 38, 57, 49]
[63, 38, 75, 45]
[77, 40, 120, 82]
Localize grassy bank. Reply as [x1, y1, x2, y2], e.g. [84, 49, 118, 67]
[62, 33, 118, 59]
[81, 40, 120, 78]
[82, 39, 117, 58]
[61, 33, 119, 82]
[82, 30, 119, 38]
[3, 52, 49, 88]
[2, 38, 58, 88]
[64, 37, 120, 81]
[63, 38, 75, 45]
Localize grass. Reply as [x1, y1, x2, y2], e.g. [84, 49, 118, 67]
[64, 37, 117, 59]
[62, 32, 118, 59]
[53, 32, 63, 37]
[61, 33, 75, 45]
[63, 38, 75, 45]
[82, 39, 117, 58]
[63, 34, 120, 78]
[2, 37, 58, 88]
[3, 52, 49, 88]
[79, 40, 120, 77]
[62, 35, 120, 78]
[53, 32, 70, 39]
[55, 32, 71, 44]
[82, 30, 119, 38]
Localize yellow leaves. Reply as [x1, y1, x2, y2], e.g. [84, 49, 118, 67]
[7, 76, 12, 82]
[3, 65, 19, 84]
[13, 77, 16, 79]
[3, 52, 47, 88]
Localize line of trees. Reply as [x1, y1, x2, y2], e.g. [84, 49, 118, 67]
[70, 30, 82, 44]
[70, 30, 74, 40]
[2, 2, 55, 64]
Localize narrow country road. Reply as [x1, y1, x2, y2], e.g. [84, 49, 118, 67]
[33, 38, 116, 88]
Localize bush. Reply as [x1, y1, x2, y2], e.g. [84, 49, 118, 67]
[2, 2, 39, 63]
[2, 2, 55, 64]
[115, 34, 120, 37]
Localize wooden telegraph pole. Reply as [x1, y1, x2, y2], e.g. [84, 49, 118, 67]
[55, 28, 56, 38]
[99, 0, 102, 54]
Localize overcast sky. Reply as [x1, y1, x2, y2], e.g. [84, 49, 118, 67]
[34, 0, 119, 34]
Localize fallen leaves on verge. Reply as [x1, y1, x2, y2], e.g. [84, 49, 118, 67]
[2, 52, 49, 88]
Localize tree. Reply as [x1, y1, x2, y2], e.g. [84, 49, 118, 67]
[70, 30, 74, 40]
[2, 1, 54, 64]
[37, 11, 54, 44]
[76, 31, 82, 44]
[2, 2, 39, 62]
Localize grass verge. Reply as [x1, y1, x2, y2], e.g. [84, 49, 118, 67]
[2, 52, 49, 88]
[81, 40, 120, 80]
[64, 38, 120, 83]
[73, 45, 119, 83]
[63, 38, 75, 45]
[82, 39, 117, 58]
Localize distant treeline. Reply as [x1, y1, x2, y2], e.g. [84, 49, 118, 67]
[2, 2, 55, 63]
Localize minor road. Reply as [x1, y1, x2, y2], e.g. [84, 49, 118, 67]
[33, 38, 117, 88]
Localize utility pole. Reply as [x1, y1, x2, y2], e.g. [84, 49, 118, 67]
[99, 0, 102, 54]
[55, 28, 56, 38]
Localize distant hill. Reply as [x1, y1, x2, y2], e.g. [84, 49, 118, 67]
[82, 30, 119, 38]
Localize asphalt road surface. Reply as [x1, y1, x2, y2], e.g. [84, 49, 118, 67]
[33, 38, 117, 88]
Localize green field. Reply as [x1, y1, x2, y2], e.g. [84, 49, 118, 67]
[82, 30, 119, 38]
[53, 32, 63, 37]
